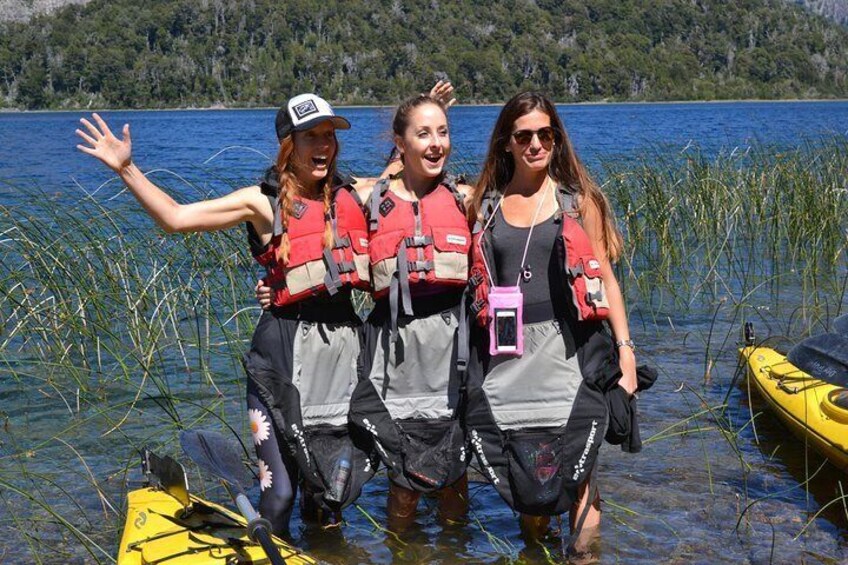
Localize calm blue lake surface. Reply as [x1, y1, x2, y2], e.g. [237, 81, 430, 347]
[2, 100, 847, 192]
[1, 102, 847, 564]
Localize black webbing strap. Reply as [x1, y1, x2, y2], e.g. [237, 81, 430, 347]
[456, 286, 470, 374]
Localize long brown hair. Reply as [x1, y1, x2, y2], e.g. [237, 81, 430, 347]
[274, 134, 337, 264]
[470, 92, 623, 261]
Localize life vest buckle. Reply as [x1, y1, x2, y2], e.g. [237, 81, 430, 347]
[332, 235, 351, 249]
[407, 260, 433, 272]
[404, 235, 433, 247]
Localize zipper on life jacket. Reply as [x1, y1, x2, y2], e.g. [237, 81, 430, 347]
[412, 201, 425, 266]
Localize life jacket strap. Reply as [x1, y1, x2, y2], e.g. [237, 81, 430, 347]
[272, 193, 284, 237]
[586, 289, 605, 303]
[388, 239, 415, 343]
[369, 178, 390, 231]
[469, 298, 486, 315]
[322, 248, 342, 296]
[456, 287, 470, 374]
[336, 260, 357, 274]
[468, 271, 485, 289]
[332, 235, 351, 249]
[568, 262, 584, 277]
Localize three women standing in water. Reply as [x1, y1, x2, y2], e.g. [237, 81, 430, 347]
[79, 85, 644, 553]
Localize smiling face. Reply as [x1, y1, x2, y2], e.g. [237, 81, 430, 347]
[395, 102, 450, 181]
[291, 120, 338, 189]
[505, 109, 558, 176]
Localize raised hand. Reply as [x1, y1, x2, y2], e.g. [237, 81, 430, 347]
[76, 113, 133, 173]
[429, 80, 456, 109]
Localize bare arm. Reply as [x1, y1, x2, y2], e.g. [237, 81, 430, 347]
[76, 113, 273, 235]
[581, 198, 637, 395]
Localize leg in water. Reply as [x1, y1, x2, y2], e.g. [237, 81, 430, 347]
[567, 478, 601, 563]
[436, 472, 469, 524]
[387, 482, 421, 531]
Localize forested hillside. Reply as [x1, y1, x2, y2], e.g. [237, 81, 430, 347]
[2, 0, 847, 109]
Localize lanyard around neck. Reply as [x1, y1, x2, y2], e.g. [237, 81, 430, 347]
[480, 178, 554, 286]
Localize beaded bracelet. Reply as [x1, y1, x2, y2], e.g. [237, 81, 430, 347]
[615, 339, 636, 351]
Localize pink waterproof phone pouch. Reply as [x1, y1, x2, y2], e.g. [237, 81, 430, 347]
[488, 286, 524, 356]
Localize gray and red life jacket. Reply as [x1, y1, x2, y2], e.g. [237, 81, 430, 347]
[346, 175, 474, 493]
[468, 185, 610, 326]
[252, 169, 370, 308]
[367, 175, 471, 335]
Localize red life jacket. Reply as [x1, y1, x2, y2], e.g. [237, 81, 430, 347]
[253, 175, 370, 308]
[468, 185, 610, 326]
[367, 176, 471, 303]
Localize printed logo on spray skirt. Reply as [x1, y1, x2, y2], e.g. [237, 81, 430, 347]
[471, 429, 499, 485]
[291, 423, 311, 465]
[572, 420, 598, 480]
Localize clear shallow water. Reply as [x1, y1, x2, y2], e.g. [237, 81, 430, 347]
[1, 102, 847, 563]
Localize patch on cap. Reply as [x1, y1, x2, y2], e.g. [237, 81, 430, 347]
[292, 99, 319, 120]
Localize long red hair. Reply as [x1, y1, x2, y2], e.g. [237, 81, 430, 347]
[273, 134, 337, 263]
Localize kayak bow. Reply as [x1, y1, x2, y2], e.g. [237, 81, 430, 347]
[740, 344, 848, 473]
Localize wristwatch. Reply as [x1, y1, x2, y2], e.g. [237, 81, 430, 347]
[615, 339, 636, 351]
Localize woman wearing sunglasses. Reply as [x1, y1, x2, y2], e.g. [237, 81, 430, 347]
[463, 91, 639, 555]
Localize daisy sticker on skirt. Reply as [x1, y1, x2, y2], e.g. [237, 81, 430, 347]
[258, 459, 273, 491]
[249, 408, 271, 445]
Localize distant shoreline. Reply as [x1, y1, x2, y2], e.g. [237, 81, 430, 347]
[2, 98, 848, 114]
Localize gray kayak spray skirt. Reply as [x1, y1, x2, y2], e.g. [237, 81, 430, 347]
[465, 316, 612, 515]
[243, 298, 378, 512]
[349, 292, 470, 493]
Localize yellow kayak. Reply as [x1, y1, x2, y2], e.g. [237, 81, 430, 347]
[117, 450, 316, 564]
[740, 345, 848, 472]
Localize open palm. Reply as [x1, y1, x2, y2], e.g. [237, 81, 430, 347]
[76, 113, 132, 173]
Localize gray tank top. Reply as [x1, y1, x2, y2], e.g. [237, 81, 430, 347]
[489, 209, 569, 320]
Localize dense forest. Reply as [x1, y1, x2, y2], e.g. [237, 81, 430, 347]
[1, 0, 847, 109]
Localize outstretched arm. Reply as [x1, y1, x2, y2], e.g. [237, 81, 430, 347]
[581, 199, 637, 395]
[76, 113, 272, 235]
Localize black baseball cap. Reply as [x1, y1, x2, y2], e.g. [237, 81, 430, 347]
[275, 93, 351, 141]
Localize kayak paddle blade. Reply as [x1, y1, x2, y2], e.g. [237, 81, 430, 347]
[142, 448, 191, 509]
[787, 333, 848, 387]
[179, 429, 251, 491]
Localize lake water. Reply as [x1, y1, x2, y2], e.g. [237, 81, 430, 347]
[1, 101, 847, 564]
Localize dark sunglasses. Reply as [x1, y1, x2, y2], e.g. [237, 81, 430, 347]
[511, 127, 558, 146]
